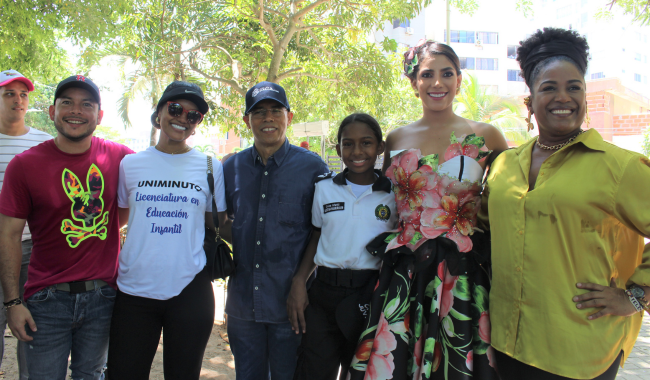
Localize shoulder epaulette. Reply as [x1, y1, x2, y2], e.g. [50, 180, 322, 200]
[315, 171, 335, 183]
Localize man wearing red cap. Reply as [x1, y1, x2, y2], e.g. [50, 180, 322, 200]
[0, 69, 52, 379]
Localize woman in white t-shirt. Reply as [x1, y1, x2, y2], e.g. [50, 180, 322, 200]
[106, 81, 229, 380]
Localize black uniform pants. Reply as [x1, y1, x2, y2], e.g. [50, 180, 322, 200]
[294, 268, 376, 380]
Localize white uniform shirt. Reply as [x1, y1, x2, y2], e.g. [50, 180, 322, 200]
[312, 170, 398, 270]
[117, 147, 227, 300]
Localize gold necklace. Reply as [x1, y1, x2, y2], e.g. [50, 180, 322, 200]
[536, 130, 585, 150]
[154, 145, 192, 155]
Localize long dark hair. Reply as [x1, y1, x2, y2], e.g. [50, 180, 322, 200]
[403, 41, 461, 81]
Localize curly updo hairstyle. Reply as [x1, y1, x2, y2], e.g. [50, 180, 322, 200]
[517, 27, 590, 90]
[403, 40, 461, 81]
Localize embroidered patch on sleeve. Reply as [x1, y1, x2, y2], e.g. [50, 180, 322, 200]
[60, 164, 109, 248]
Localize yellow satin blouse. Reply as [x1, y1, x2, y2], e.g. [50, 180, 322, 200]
[480, 129, 650, 378]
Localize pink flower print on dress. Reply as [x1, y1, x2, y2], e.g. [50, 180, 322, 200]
[386, 149, 437, 210]
[354, 313, 397, 380]
[436, 261, 458, 320]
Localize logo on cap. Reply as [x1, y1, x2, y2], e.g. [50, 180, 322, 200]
[3, 72, 17, 77]
[76, 75, 86, 82]
[252, 87, 279, 98]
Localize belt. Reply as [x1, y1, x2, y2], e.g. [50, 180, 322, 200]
[56, 280, 108, 294]
[316, 267, 378, 288]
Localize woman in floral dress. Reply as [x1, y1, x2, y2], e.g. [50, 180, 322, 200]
[346, 41, 508, 380]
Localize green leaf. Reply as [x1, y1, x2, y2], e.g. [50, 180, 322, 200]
[384, 297, 400, 318]
[461, 133, 486, 148]
[419, 154, 439, 170]
[452, 275, 471, 301]
[414, 303, 424, 338]
[442, 315, 455, 336]
[474, 340, 490, 355]
[424, 337, 436, 353]
[384, 232, 399, 243]
[477, 150, 492, 161]
[425, 277, 440, 299]
[408, 232, 424, 246]
[449, 130, 459, 144]
[449, 307, 472, 321]
[473, 284, 489, 311]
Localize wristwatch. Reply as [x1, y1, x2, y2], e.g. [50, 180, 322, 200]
[628, 285, 650, 311]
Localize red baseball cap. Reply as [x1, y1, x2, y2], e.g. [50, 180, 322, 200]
[300, 141, 309, 149]
[0, 70, 34, 91]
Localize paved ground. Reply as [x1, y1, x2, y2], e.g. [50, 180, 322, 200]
[617, 318, 650, 379]
[2, 283, 650, 379]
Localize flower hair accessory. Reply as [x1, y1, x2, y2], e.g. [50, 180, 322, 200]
[404, 39, 428, 75]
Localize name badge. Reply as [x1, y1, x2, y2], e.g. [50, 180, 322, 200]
[323, 202, 344, 214]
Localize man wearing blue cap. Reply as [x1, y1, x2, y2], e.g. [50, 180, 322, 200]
[0, 69, 52, 380]
[223, 82, 329, 379]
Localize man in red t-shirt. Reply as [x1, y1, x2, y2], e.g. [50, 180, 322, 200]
[0, 75, 133, 379]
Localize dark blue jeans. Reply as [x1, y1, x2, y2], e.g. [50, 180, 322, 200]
[227, 315, 302, 380]
[0, 239, 32, 380]
[25, 282, 115, 380]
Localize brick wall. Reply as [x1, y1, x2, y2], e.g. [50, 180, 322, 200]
[613, 114, 650, 136]
[585, 92, 613, 140]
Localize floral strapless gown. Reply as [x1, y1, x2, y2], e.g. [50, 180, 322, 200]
[347, 133, 497, 380]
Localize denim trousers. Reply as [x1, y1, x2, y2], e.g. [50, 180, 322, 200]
[227, 315, 302, 380]
[0, 239, 32, 380]
[24, 282, 116, 380]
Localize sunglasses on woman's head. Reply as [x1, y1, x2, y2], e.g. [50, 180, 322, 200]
[166, 101, 204, 124]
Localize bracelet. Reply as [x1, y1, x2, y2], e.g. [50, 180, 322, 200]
[625, 290, 644, 312]
[2, 298, 22, 310]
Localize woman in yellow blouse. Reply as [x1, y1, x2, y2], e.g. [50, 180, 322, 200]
[482, 27, 650, 379]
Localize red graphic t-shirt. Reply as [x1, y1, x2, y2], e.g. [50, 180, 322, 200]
[0, 137, 134, 298]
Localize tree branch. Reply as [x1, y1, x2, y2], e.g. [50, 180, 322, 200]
[258, 0, 280, 47]
[276, 71, 340, 82]
[298, 24, 345, 31]
[294, 0, 331, 20]
[188, 56, 247, 96]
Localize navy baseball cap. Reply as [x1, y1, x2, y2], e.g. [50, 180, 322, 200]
[245, 81, 290, 115]
[54, 75, 101, 106]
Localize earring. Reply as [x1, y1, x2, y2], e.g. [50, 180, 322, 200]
[414, 92, 420, 98]
[524, 96, 534, 132]
[155, 117, 160, 124]
[192, 131, 196, 135]
[585, 104, 591, 127]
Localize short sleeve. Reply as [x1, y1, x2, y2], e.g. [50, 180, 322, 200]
[117, 160, 129, 208]
[614, 155, 650, 286]
[212, 159, 227, 212]
[0, 157, 31, 219]
[312, 184, 323, 228]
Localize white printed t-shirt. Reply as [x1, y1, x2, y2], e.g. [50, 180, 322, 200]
[312, 169, 398, 270]
[117, 147, 227, 300]
[0, 127, 52, 240]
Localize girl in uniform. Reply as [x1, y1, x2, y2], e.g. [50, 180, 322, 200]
[288, 113, 398, 380]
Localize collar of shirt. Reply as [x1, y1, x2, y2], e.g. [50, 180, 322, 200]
[331, 168, 392, 193]
[250, 138, 290, 167]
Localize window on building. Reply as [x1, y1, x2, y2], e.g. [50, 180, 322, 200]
[392, 18, 410, 28]
[557, 5, 572, 18]
[445, 30, 476, 43]
[581, 13, 588, 27]
[507, 70, 524, 82]
[645, 35, 648, 43]
[507, 45, 517, 59]
[645, 76, 648, 84]
[637, 32, 643, 41]
[460, 57, 475, 70]
[636, 53, 642, 61]
[477, 32, 498, 44]
[623, 69, 626, 73]
[476, 58, 498, 70]
[635, 73, 642, 82]
[645, 55, 648, 63]
[591, 72, 604, 79]
[226, 131, 229, 139]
